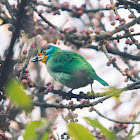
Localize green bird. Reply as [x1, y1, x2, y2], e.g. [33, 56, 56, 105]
[31, 45, 108, 90]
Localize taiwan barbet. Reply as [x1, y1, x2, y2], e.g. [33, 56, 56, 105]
[31, 45, 108, 90]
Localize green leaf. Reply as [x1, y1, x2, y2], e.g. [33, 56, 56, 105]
[41, 132, 49, 140]
[24, 119, 49, 140]
[5, 79, 33, 112]
[68, 123, 95, 140]
[95, 87, 125, 97]
[126, 126, 134, 139]
[84, 117, 115, 139]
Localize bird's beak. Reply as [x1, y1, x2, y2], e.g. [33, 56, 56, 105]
[31, 55, 45, 62]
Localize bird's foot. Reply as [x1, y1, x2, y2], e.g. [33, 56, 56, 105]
[68, 89, 73, 94]
[91, 90, 95, 99]
[91, 89, 94, 94]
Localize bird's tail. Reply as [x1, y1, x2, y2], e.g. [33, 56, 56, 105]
[95, 76, 108, 86]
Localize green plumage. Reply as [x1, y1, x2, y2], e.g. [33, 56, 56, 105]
[32, 45, 108, 89]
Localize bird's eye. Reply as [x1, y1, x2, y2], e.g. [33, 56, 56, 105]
[42, 50, 46, 54]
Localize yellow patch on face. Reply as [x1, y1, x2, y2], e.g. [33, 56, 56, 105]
[40, 55, 48, 63]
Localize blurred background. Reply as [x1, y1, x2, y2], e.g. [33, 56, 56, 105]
[0, 0, 140, 139]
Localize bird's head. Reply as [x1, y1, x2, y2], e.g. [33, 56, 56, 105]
[31, 45, 58, 63]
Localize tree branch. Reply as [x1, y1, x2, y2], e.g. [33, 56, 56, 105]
[34, 80, 140, 109]
[29, 4, 140, 61]
[88, 45, 140, 61]
[0, 0, 29, 91]
[118, 0, 140, 12]
[94, 16, 140, 48]
[109, 32, 140, 41]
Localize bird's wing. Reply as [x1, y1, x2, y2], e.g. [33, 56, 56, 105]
[48, 51, 92, 74]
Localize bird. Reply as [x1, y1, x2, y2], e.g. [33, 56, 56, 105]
[31, 45, 108, 90]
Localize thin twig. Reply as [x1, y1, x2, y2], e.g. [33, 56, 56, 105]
[102, 44, 123, 73]
[109, 0, 140, 49]
[19, 46, 36, 82]
[102, 44, 137, 82]
[39, 3, 109, 13]
[109, 32, 140, 41]
[4, 0, 15, 20]
[93, 107, 140, 124]
[94, 16, 140, 43]
[88, 45, 140, 61]
[30, 3, 62, 33]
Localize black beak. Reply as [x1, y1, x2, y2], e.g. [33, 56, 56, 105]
[31, 56, 38, 62]
[31, 55, 45, 62]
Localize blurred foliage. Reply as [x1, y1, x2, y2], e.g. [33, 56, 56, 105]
[5, 79, 33, 112]
[24, 119, 49, 140]
[84, 117, 116, 139]
[68, 122, 95, 140]
[95, 87, 125, 97]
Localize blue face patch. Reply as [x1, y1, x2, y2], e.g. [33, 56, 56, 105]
[38, 45, 59, 63]
[46, 54, 52, 62]
[45, 45, 58, 62]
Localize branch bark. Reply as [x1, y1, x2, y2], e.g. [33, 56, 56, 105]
[34, 80, 140, 109]
[0, 0, 29, 91]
